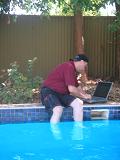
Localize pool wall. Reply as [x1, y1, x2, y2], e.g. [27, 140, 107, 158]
[0, 103, 120, 124]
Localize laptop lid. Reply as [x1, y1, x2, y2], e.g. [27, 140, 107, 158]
[93, 82, 112, 98]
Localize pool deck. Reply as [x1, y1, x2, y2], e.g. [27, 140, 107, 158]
[0, 102, 120, 124]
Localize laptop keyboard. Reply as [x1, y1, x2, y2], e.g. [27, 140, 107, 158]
[92, 97, 101, 100]
[92, 96, 106, 100]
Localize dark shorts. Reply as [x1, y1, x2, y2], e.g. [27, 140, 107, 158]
[40, 86, 76, 113]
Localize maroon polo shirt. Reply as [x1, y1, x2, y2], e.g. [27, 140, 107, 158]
[43, 61, 78, 94]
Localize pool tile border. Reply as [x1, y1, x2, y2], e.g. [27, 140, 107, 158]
[0, 103, 120, 124]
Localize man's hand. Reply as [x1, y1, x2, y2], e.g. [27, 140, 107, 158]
[68, 85, 92, 99]
[79, 93, 91, 99]
[77, 86, 91, 99]
[84, 93, 92, 99]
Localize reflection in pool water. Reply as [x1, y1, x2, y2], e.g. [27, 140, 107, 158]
[50, 122, 84, 140]
[0, 120, 120, 160]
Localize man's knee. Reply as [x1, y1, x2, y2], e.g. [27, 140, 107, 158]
[76, 98, 83, 105]
[70, 98, 83, 107]
[53, 106, 63, 114]
[70, 98, 83, 122]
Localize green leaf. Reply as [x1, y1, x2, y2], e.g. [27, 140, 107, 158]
[116, 0, 120, 5]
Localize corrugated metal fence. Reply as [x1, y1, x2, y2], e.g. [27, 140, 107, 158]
[0, 15, 116, 79]
[84, 16, 116, 79]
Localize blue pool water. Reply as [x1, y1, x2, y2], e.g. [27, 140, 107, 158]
[0, 120, 120, 160]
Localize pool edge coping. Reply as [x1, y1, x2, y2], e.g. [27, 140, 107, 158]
[0, 102, 120, 109]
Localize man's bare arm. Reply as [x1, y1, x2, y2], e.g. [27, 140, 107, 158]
[68, 85, 91, 99]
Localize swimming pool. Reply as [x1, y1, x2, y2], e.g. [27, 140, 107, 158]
[0, 120, 120, 160]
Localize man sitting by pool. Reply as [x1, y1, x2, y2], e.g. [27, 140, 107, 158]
[40, 54, 91, 123]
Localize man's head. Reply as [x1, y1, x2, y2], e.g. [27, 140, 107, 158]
[72, 54, 88, 73]
[73, 54, 88, 63]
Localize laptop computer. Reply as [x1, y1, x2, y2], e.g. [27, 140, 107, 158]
[82, 81, 113, 104]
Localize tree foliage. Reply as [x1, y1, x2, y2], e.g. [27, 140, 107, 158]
[0, 0, 120, 31]
[0, 0, 11, 13]
[0, 0, 116, 15]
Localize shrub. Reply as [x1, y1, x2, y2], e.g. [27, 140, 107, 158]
[0, 57, 43, 104]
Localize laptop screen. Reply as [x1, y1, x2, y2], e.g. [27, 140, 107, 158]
[93, 82, 112, 98]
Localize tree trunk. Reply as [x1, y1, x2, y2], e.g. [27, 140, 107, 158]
[74, 12, 84, 54]
[73, 11, 89, 82]
[115, 3, 120, 81]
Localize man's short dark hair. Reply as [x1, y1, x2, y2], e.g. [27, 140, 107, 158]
[72, 54, 89, 63]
